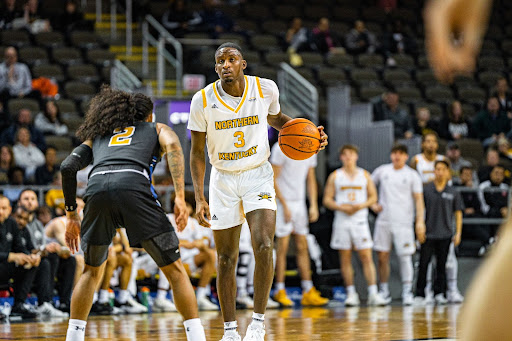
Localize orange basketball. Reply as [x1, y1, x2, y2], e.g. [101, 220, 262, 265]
[278, 118, 320, 160]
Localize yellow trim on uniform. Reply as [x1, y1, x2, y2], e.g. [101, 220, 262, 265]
[255, 77, 264, 98]
[213, 76, 249, 113]
[201, 89, 207, 108]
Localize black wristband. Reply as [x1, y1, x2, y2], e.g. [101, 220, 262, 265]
[65, 205, 77, 212]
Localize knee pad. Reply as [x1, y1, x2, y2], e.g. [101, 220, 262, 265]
[84, 244, 110, 267]
[140, 231, 180, 268]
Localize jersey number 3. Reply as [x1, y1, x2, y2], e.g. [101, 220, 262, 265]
[109, 126, 135, 146]
[234, 131, 245, 148]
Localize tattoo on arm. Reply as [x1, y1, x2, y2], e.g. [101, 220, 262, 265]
[165, 144, 185, 195]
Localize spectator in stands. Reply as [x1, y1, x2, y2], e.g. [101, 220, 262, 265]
[0, 195, 39, 320]
[199, 0, 237, 39]
[445, 142, 472, 185]
[478, 148, 511, 184]
[286, 17, 310, 67]
[373, 90, 413, 139]
[492, 77, 512, 115]
[0, 47, 41, 111]
[497, 135, 512, 161]
[37, 205, 52, 226]
[35, 146, 59, 185]
[5, 166, 24, 204]
[311, 18, 344, 57]
[0, 145, 15, 185]
[13, 204, 68, 317]
[22, 0, 51, 34]
[35, 100, 69, 136]
[1, 108, 46, 150]
[383, 19, 417, 66]
[473, 97, 510, 147]
[439, 100, 473, 140]
[45, 172, 65, 216]
[345, 20, 377, 55]
[0, 0, 23, 30]
[413, 107, 438, 137]
[479, 165, 509, 219]
[53, 0, 90, 37]
[13, 126, 45, 180]
[162, 0, 202, 38]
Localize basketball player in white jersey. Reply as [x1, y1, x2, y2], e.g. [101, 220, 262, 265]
[411, 132, 464, 303]
[188, 42, 328, 341]
[371, 144, 425, 306]
[270, 142, 328, 307]
[323, 145, 387, 306]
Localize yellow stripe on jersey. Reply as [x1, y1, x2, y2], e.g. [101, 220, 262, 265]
[255, 77, 264, 98]
[213, 76, 249, 113]
[340, 186, 363, 190]
[201, 89, 207, 108]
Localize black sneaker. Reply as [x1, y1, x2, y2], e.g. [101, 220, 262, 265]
[90, 302, 113, 315]
[11, 303, 37, 319]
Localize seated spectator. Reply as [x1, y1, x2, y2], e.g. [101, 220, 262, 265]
[413, 107, 438, 137]
[497, 135, 512, 161]
[200, 0, 238, 39]
[473, 97, 510, 147]
[0, 47, 42, 111]
[446, 142, 472, 184]
[45, 172, 65, 216]
[492, 77, 512, 115]
[35, 100, 69, 136]
[286, 17, 311, 67]
[52, 0, 91, 37]
[22, 0, 51, 34]
[1, 108, 46, 150]
[373, 89, 413, 139]
[0, 0, 23, 30]
[478, 164, 509, 240]
[35, 146, 59, 185]
[161, 0, 202, 38]
[13, 204, 68, 317]
[311, 17, 344, 57]
[5, 166, 24, 204]
[383, 19, 417, 65]
[478, 148, 511, 183]
[36, 205, 52, 226]
[0, 145, 15, 185]
[345, 20, 377, 55]
[13, 127, 45, 180]
[439, 100, 473, 140]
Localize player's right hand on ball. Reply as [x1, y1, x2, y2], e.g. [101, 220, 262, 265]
[174, 196, 189, 232]
[196, 199, 211, 228]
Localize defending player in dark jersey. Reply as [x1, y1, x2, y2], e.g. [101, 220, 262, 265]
[61, 85, 206, 341]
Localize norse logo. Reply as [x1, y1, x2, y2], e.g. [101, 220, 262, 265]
[258, 192, 273, 201]
[298, 138, 314, 150]
[212, 215, 218, 220]
[301, 125, 316, 134]
[212, 103, 218, 108]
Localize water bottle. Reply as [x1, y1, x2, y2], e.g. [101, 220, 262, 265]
[140, 287, 150, 308]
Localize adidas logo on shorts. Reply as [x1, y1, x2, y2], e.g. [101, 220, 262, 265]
[211, 104, 218, 109]
[212, 215, 218, 220]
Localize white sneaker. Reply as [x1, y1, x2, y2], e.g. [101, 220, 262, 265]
[378, 291, 392, 304]
[402, 293, 414, 306]
[36, 302, 69, 318]
[197, 296, 219, 311]
[413, 296, 427, 306]
[344, 292, 360, 307]
[266, 296, 280, 309]
[434, 293, 448, 305]
[447, 290, 464, 304]
[243, 323, 265, 341]
[220, 331, 241, 341]
[152, 297, 177, 312]
[118, 297, 148, 314]
[236, 295, 254, 309]
[368, 293, 388, 306]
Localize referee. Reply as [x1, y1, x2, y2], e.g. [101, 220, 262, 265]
[415, 160, 463, 304]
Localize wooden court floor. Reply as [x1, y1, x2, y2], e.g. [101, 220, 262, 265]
[0, 304, 460, 340]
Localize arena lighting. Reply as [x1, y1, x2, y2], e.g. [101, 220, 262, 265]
[169, 111, 189, 124]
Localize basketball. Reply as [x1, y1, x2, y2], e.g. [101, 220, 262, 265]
[278, 118, 320, 160]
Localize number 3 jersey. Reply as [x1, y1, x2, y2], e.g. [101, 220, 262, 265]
[188, 75, 280, 172]
[334, 167, 369, 222]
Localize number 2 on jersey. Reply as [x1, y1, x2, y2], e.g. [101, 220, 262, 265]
[234, 131, 245, 148]
[109, 126, 135, 146]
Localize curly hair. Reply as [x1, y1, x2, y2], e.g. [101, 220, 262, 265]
[76, 85, 153, 141]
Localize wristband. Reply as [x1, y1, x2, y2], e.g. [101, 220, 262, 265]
[65, 204, 77, 212]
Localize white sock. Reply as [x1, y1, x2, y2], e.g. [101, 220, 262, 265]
[224, 321, 238, 334]
[92, 292, 98, 304]
[275, 282, 285, 291]
[248, 284, 254, 295]
[399, 255, 414, 286]
[118, 289, 130, 304]
[157, 289, 168, 300]
[368, 285, 377, 296]
[98, 289, 109, 304]
[380, 283, 389, 295]
[66, 319, 86, 341]
[183, 318, 206, 341]
[402, 283, 412, 296]
[196, 287, 207, 300]
[251, 312, 264, 328]
[447, 280, 457, 292]
[238, 286, 248, 298]
[301, 280, 313, 293]
[158, 269, 170, 290]
[347, 285, 356, 295]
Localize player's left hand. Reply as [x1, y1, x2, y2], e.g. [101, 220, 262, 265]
[415, 220, 426, 244]
[453, 232, 461, 246]
[65, 211, 81, 254]
[309, 205, 319, 223]
[317, 126, 328, 152]
[174, 196, 189, 232]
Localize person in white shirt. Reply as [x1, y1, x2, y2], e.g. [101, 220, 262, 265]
[13, 126, 45, 180]
[371, 144, 425, 305]
[324, 144, 388, 307]
[270, 142, 328, 307]
[188, 42, 328, 341]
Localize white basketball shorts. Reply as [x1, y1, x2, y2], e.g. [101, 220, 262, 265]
[330, 217, 373, 251]
[275, 200, 309, 238]
[373, 219, 416, 256]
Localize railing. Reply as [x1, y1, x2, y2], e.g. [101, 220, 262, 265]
[95, 0, 133, 55]
[111, 59, 143, 93]
[142, 15, 183, 97]
[278, 62, 319, 124]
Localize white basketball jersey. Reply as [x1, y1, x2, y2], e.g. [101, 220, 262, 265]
[334, 167, 368, 221]
[414, 153, 444, 183]
[188, 75, 280, 172]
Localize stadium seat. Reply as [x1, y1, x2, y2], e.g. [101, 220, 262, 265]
[458, 139, 484, 164]
[359, 85, 386, 101]
[303, 5, 330, 21]
[362, 7, 388, 24]
[358, 54, 384, 68]
[397, 87, 422, 103]
[261, 20, 288, 35]
[251, 66, 278, 81]
[317, 67, 347, 87]
[457, 87, 487, 107]
[478, 70, 504, 88]
[0, 30, 30, 48]
[56, 99, 78, 115]
[19, 47, 48, 67]
[34, 31, 65, 48]
[332, 7, 359, 23]
[327, 54, 354, 69]
[64, 81, 97, 102]
[8, 98, 40, 116]
[52, 47, 83, 66]
[389, 54, 415, 68]
[383, 69, 413, 85]
[242, 4, 270, 21]
[479, 55, 505, 70]
[264, 51, 288, 65]
[67, 64, 100, 83]
[87, 49, 116, 67]
[250, 35, 280, 52]
[243, 51, 262, 66]
[237, 19, 260, 33]
[350, 68, 380, 85]
[32, 64, 65, 83]
[425, 86, 454, 103]
[274, 5, 303, 21]
[45, 135, 73, 151]
[299, 52, 324, 66]
[70, 31, 104, 49]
